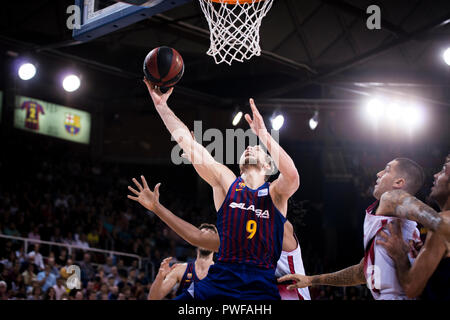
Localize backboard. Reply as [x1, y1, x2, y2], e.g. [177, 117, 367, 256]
[73, 0, 191, 41]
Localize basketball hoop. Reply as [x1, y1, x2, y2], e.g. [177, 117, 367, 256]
[198, 0, 274, 65]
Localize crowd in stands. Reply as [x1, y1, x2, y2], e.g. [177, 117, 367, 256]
[0, 135, 445, 300]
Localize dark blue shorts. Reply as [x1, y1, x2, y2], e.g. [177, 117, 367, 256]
[174, 262, 281, 301]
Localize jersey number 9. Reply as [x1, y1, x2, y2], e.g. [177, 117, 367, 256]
[246, 220, 257, 239]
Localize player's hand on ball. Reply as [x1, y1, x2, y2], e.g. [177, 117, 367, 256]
[143, 77, 173, 107]
[245, 98, 267, 136]
[127, 175, 161, 212]
[277, 274, 312, 290]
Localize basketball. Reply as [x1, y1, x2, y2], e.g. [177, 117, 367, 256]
[143, 46, 184, 90]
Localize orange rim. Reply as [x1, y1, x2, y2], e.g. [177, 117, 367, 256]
[210, 0, 264, 3]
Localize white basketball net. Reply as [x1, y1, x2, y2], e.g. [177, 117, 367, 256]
[198, 0, 274, 65]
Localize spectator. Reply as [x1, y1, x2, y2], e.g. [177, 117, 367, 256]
[127, 268, 137, 286]
[109, 266, 120, 285]
[28, 244, 44, 270]
[116, 268, 131, 291]
[15, 245, 26, 264]
[136, 269, 149, 286]
[55, 247, 68, 266]
[36, 264, 57, 292]
[53, 277, 67, 300]
[75, 290, 84, 300]
[27, 284, 42, 300]
[106, 274, 116, 288]
[11, 273, 25, 295]
[100, 293, 108, 300]
[79, 253, 95, 286]
[43, 287, 56, 300]
[0, 281, 8, 300]
[50, 227, 64, 243]
[28, 225, 41, 244]
[47, 257, 60, 277]
[108, 286, 119, 300]
[96, 283, 109, 300]
[74, 234, 90, 249]
[87, 229, 99, 247]
[3, 223, 20, 237]
[103, 256, 114, 275]
[87, 290, 97, 300]
[22, 262, 37, 287]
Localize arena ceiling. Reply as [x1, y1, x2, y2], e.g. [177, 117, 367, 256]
[1, 0, 450, 110]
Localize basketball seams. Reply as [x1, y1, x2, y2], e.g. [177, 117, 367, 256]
[143, 46, 184, 88]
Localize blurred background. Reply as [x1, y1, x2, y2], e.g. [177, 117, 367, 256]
[0, 0, 449, 300]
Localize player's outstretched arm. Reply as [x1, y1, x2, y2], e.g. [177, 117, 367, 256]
[128, 176, 220, 252]
[376, 220, 447, 298]
[144, 79, 235, 195]
[377, 190, 449, 240]
[277, 258, 366, 289]
[148, 257, 180, 300]
[245, 98, 300, 200]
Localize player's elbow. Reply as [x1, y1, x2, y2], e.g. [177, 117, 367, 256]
[403, 282, 423, 299]
[287, 170, 300, 191]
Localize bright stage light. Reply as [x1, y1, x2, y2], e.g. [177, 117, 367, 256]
[443, 47, 450, 66]
[62, 74, 81, 92]
[366, 98, 384, 119]
[271, 114, 284, 131]
[232, 111, 243, 126]
[309, 111, 319, 130]
[386, 102, 402, 121]
[402, 104, 423, 128]
[18, 63, 36, 80]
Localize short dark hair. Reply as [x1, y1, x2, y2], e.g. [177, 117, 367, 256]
[394, 158, 425, 195]
[198, 223, 218, 234]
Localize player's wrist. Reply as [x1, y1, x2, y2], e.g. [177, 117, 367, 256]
[309, 275, 319, 286]
[152, 201, 163, 213]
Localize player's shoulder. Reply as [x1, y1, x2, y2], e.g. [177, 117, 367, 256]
[174, 262, 189, 270]
[169, 262, 189, 280]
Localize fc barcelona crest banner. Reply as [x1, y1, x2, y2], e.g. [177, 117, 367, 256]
[14, 95, 91, 144]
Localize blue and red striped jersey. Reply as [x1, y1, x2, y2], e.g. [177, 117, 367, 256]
[216, 176, 286, 270]
[21, 101, 45, 130]
[175, 262, 199, 296]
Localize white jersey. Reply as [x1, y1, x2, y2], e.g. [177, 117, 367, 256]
[363, 201, 421, 300]
[275, 239, 311, 300]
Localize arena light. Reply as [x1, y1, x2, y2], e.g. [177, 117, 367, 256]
[62, 74, 81, 92]
[271, 114, 284, 131]
[402, 104, 424, 128]
[18, 62, 36, 80]
[386, 102, 402, 121]
[232, 111, 243, 126]
[444, 47, 450, 66]
[366, 98, 385, 119]
[309, 111, 319, 130]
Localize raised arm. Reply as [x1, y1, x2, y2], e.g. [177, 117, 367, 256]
[128, 176, 220, 252]
[144, 79, 235, 207]
[377, 190, 449, 240]
[245, 99, 300, 201]
[277, 258, 366, 289]
[148, 257, 182, 300]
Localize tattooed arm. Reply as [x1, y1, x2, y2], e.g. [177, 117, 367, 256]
[377, 190, 449, 240]
[277, 258, 366, 289]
